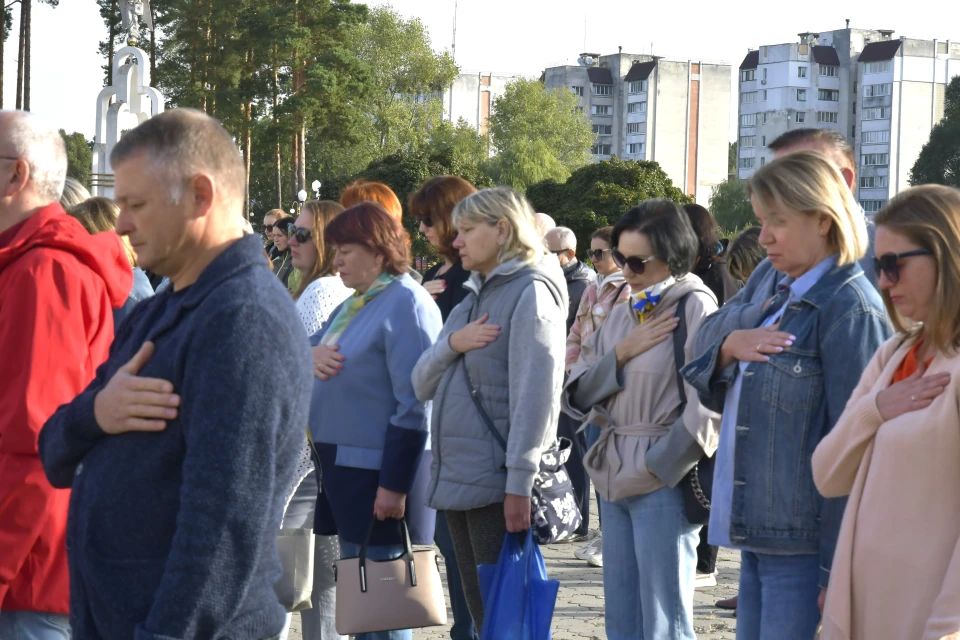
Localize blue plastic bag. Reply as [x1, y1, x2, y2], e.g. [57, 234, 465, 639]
[478, 530, 559, 640]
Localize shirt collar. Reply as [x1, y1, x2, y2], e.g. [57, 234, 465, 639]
[781, 254, 839, 302]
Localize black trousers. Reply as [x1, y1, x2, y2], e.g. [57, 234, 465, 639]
[696, 525, 719, 574]
[557, 412, 590, 536]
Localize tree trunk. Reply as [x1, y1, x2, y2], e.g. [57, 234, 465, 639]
[15, 0, 25, 109]
[272, 50, 281, 209]
[107, 0, 116, 85]
[0, 8, 5, 109]
[149, 0, 156, 83]
[291, 128, 299, 203]
[299, 124, 306, 198]
[22, 0, 29, 111]
[242, 102, 252, 220]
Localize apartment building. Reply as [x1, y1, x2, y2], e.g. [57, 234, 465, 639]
[543, 52, 731, 205]
[737, 27, 960, 213]
[442, 71, 523, 135]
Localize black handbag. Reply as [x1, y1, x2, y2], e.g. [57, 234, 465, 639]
[671, 293, 714, 525]
[460, 359, 583, 544]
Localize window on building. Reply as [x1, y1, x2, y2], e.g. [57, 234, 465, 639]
[739, 157, 756, 169]
[741, 69, 756, 82]
[740, 135, 755, 148]
[860, 199, 886, 213]
[741, 113, 757, 127]
[626, 122, 643, 134]
[762, 112, 768, 124]
[798, 66, 808, 78]
[628, 101, 647, 114]
[820, 64, 839, 77]
[796, 112, 806, 123]
[860, 176, 889, 189]
[593, 83, 612, 96]
[760, 156, 766, 166]
[571, 86, 584, 96]
[863, 83, 892, 98]
[864, 60, 892, 74]
[628, 80, 648, 94]
[591, 105, 612, 116]
[861, 130, 890, 144]
[575, 106, 584, 113]
[592, 124, 612, 135]
[761, 135, 766, 146]
[762, 89, 768, 100]
[742, 91, 757, 104]
[763, 68, 768, 81]
[627, 142, 645, 155]
[591, 144, 612, 155]
[862, 153, 889, 166]
[818, 89, 840, 101]
[797, 89, 807, 101]
[817, 111, 839, 123]
[862, 107, 890, 120]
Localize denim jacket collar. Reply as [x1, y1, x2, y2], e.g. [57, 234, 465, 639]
[794, 259, 867, 310]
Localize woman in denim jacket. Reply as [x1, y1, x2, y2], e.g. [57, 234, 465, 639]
[683, 151, 890, 640]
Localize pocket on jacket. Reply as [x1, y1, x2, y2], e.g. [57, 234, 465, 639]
[83, 551, 164, 640]
[761, 353, 823, 414]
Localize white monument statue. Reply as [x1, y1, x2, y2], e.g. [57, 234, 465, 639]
[120, 0, 152, 47]
[90, 1, 164, 198]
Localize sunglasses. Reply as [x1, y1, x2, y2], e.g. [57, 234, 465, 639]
[873, 249, 932, 284]
[612, 249, 657, 274]
[287, 226, 313, 244]
[419, 215, 435, 228]
[264, 224, 274, 233]
[589, 248, 610, 262]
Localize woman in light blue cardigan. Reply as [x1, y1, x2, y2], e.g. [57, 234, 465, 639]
[308, 202, 442, 640]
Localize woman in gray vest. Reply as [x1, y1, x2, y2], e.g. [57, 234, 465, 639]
[412, 187, 568, 630]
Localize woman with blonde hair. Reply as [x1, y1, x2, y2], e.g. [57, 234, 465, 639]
[683, 150, 890, 640]
[68, 196, 154, 325]
[412, 187, 568, 630]
[812, 185, 960, 640]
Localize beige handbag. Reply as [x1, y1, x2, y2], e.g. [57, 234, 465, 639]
[275, 528, 315, 612]
[333, 518, 447, 635]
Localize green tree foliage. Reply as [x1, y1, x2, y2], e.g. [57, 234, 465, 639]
[59, 130, 92, 188]
[910, 76, 960, 188]
[487, 79, 593, 190]
[728, 142, 738, 174]
[526, 158, 691, 258]
[708, 177, 755, 233]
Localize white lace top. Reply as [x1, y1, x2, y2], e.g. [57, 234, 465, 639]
[284, 276, 354, 509]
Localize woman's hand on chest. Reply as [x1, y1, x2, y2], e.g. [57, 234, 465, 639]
[614, 313, 679, 369]
[449, 312, 501, 354]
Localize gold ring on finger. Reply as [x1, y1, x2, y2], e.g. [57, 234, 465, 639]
[911, 395, 916, 401]
[756, 344, 763, 353]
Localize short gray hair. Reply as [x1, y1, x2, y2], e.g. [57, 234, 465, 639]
[533, 212, 556, 237]
[1, 110, 68, 203]
[548, 226, 577, 252]
[453, 187, 545, 267]
[111, 108, 245, 206]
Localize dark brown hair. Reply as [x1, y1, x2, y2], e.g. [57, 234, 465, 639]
[325, 202, 410, 276]
[408, 175, 477, 263]
[682, 203, 720, 273]
[591, 225, 614, 244]
[874, 185, 960, 353]
[293, 200, 345, 300]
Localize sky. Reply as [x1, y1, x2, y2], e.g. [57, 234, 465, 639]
[5, 0, 956, 142]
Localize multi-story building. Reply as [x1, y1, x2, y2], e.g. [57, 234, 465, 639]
[543, 52, 731, 205]
[441, 71, 523, 135]
[737, 27, 960, 213]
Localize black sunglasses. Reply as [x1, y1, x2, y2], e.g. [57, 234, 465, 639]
[287, 226, 313, 244]
[611, 249, 656, 274]
[589, 248, 610, 262]
[264, 224, 274, 233]
[873, 249, 932, 284]
[419, 215, 435, 228]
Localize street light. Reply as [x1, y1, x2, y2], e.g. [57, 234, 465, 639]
[311, 180, 322, 199]
[297, 189, 308, 204]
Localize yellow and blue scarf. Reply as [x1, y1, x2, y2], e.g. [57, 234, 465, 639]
[320, 272, 396, 346]
[631, 277, 675, 323]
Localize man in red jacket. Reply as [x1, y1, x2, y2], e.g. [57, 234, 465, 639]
[0, 111, 132, 637]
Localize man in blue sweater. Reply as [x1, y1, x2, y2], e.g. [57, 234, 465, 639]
[39, 109, 312, 640]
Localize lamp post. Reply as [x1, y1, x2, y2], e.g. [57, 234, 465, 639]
[312, 180, 321, 199]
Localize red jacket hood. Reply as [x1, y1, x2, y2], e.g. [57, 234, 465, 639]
[0, 203, 132, 307]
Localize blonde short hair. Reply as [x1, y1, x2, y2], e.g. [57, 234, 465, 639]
[875, 185, 960, 353]
[452, 187, 545, 267]
[747, 150, 867, 266]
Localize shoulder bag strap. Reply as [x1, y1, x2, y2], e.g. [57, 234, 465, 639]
[461, 358, 508, 453]
[672, 293, 694, 411]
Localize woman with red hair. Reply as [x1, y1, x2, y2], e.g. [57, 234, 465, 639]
[307, 203, 442, 640]
[340, 180, 422, 282]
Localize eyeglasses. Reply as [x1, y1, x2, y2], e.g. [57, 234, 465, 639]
[287, 226, 313, 244]
[418, 215, 435, 228]
[873, 249, 932, 284]
[550, 248, 571, 256]
[588, 248, 610, 262]
[264, 224, 274, 233]
[611, 249, 657, 274]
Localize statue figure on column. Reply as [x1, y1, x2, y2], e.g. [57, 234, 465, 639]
[120, 0, 152, 47]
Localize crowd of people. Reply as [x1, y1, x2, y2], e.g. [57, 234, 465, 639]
[2, 104, 959, 640]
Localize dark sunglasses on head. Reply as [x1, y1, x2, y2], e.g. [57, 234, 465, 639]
[873, 249, 932, 284]
[589, 248, 610, 262]
[287, 226, 313, 244]
[550, 248, 571, 256]
[264, 224, 274, 233]
[612, 249, 657, 274]
[418, 215, 435, 228]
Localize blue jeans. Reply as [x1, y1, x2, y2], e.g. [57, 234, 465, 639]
[338, 539, 412, 640]
[584, 424, 601, 528]
[736, 551, 821, 640]
[600, 485, 699, 640]
[0, 611, 71, 640]
[434, 511, 478, 640]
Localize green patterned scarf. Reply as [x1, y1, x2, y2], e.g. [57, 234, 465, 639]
[320, 272, 396, 346]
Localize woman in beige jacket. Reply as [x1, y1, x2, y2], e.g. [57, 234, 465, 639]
[812, 184, 960, 640]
